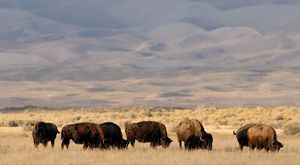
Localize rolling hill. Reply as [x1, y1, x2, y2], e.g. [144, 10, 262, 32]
[0, 0, 299, 107]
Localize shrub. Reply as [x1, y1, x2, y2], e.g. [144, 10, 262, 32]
[130, 113, 137, 119]
[143, 111, 153, 117]
[72, 116, 81, 122]
[273, 114, 284, 121]
[25, 120, 37, 127]
[22, 125, 32, 132]
[283, 122, 300, 135]
[0, 122, 5, 127]
[8, 120, 19, 127]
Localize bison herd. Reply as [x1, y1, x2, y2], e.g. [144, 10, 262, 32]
[32, 119, 284, 152]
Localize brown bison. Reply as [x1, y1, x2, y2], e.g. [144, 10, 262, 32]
[99, 122, 128, 149]
[176, 119, 213, 150]
[233, 123, 256, 151]
[32, 121, 60, 148]
[125, 121, 172, 148]
[61, 122, 105, 149]
[247, 124, 283, 152]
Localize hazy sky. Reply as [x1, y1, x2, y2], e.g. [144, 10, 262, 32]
[0, 0, 299, 71]
[1, 0, 299, 31]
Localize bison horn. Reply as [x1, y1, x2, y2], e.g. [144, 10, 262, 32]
[200, 136, 205, 142]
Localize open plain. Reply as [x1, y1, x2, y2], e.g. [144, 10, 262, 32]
[0, 106, 299, 165]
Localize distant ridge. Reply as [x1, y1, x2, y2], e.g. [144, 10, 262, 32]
[0, 0, 299, 107]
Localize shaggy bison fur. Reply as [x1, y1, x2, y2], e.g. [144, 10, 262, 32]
[247, 124, 283, 152]
[99, 122, 128, 149]
[125, 121, 172, 148]
[32, 121, 60, 148]
[176, 119, 213, 150]
[61, 122, 105, 149]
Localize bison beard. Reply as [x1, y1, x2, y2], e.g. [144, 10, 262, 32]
[61, 122, 105, 150]
[125, 121, 172, 148]
[201, 133, 213, 150]
[32, 121, 60, 148]
[184, 135, 203, 150]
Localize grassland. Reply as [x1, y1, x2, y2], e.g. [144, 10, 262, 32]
[0, 106, 299, 165]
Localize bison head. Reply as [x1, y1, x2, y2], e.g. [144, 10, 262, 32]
[271, 141, 284, 151]
[185, 135, 203, 150]
[200, 133, 213, 150]
[119, 139, 129, 149]
[161, 137, 173, 148]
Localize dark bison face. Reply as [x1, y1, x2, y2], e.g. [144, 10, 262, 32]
[161, 137, 173, 148]
[272, 141, 284, 151]
[200, 133, 213, 150]
[119, 139, 129, 149]
[185, 135, 203, 150]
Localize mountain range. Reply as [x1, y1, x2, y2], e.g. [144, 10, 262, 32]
[0, 0, 299, 107]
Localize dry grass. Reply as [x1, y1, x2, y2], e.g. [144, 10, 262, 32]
[0, 128, 299, 165]
[0, 107, 299, 165]
[0, 106, 299, 132]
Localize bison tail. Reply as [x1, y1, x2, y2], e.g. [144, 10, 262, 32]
[56, 127, 60, 134]
[233, 131, 236, 135]
[61, 130, 65, 140]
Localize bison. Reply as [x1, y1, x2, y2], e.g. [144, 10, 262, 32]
[61, 122, 105, 149]
[176, 119, 213, 150]
[233, 123, 256, 151]
[32, 121, 60, 148]
[247, 124, 283, 152]
[99, 122, 128, 149]
[125, 121, 172, 148]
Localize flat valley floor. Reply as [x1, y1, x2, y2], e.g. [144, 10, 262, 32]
[0, 127, 299, 165]
[0, 107, 299, 165]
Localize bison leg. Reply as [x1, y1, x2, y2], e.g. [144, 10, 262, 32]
[258, 145, 265, 151]
[185, 141, 193, 150]
[99, 141, 106, 150]
[61, 139, 70, 150]
[178, 140, 182, 149]
[118, 139, 128, 149]
[51, 139, 55, 148]
[102, 140, 109, 149]
[264, 146, 270, 152]
[249, 143, 255, 151]
[239, 144, 244, 151]
[33, 137, 40, 148]
[61, 142, 65, 150]
[42, 142, 48, 147]
[34, 142, 39, 148]
[82, 139, 89, 150]
[184, 142, 188, 150]
[150, 142, 157, 148]
[129, 139, 135, 147]
[83, 143, 89, 150]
